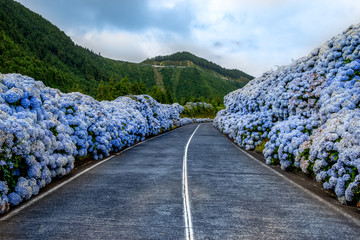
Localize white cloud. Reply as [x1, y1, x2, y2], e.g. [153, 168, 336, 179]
[184, 0, 360, 76]
[16, 0, 360, 77]
[148, 0, 186, 9]
[69, 29, 165, 62]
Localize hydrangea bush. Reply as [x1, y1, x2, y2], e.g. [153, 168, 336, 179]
[214, 23, 360, 204]
[0, 73, 210, 214]
[180, 101, 217, 119]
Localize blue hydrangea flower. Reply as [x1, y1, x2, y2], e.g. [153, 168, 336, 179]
[8, 192, 22, 206]
[4, 88, 23, 104]
[214, 23, 360, 205]
[0, 181, 9, 194]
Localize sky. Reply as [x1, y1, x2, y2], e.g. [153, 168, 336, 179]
[15, 0, 360, 77]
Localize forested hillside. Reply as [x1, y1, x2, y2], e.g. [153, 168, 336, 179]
[0, 0, 253, 104]
[143, 51, 253, 81]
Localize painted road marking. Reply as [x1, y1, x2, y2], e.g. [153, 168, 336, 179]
[183, 124, 201, 240]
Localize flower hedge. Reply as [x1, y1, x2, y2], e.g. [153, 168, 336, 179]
[214, 23, 360, 204]
[180, 101, 218, 119]
[0, 73, 210, 214]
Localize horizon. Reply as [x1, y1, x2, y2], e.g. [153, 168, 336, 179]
[14, 0, 360, 77]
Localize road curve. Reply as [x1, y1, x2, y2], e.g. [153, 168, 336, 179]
[0, 123, 359, 239]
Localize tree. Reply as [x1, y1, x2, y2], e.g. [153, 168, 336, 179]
[70, 83, 81, 93]
[114, 76, 130, 97]
[96, 80, 106, 100]
[131, 81, 140, 95]
[212, 96, 223, 107]
[165, 86, 173, 104]
[139, 81, 147, 94]
[108, 77, 115, 94]
[150, 86, 166, 103]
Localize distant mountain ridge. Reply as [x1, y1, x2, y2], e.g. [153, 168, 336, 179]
[143, 51, 254, 81]
[0, 0, 253, 103]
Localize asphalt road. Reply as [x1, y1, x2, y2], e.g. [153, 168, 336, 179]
[1, 123, 360, 239]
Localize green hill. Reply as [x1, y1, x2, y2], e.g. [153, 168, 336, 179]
[143, 51, 253, 81]
[0, 0, 253, 104]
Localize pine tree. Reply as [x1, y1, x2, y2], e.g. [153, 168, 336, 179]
[139, 81, 147, 94]
[151, 86, 167, 103]
[96, 80, 106, 100]
[131, 81, 140, 95]
[113, 77, 130, 97]
[165, 86, 173, 104]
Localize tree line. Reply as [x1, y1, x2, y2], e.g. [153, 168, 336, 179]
[96, 76, 175, 104]
[0, 0, 244, 107]
[95, 75, 225, 108]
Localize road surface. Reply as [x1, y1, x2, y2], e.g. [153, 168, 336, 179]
[1, 123, 359, 239]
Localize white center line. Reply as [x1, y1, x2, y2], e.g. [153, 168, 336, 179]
[183, 124, 201, 240]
